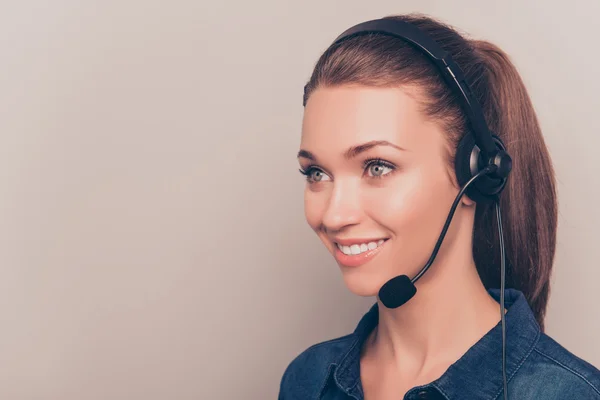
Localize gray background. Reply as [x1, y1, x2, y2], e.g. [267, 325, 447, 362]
[1, 0, 598, 399]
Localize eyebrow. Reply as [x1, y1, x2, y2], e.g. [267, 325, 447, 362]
[297, 140, 408, 161]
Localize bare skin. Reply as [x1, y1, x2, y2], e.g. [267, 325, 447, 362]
[298, 85, 503, 399]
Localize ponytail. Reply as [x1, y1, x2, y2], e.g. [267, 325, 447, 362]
[470, 40, 558, 332]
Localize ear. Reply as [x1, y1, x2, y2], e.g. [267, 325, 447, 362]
[461, 194, 476, 207]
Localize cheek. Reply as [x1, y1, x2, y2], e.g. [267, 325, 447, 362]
[368, 169, 452, 239]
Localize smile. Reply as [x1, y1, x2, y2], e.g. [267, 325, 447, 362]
[333, 238, 389, 267]
[336, 239, 386, 255]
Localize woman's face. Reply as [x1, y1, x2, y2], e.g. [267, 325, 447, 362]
[299, 85, 473, 297]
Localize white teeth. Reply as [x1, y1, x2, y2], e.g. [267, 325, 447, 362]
[337, 239, 387, 256]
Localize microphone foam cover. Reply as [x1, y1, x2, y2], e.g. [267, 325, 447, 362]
[378, 275, 417, 309]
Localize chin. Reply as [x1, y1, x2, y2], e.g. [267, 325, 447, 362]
[338, 266, 383, 297]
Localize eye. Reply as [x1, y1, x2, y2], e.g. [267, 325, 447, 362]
[299, 167, 331, 183]
[298, 158, 396, 183]
[365, 159, 395, 179]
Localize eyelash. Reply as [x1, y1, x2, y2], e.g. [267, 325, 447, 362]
[298, 158, 397, 183]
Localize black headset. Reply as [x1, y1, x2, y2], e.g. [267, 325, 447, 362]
[303, 18, 514, 400]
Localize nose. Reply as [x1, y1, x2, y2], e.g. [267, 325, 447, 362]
[320, 180, 362, 233]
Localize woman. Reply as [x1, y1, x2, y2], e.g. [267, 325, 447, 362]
[278, 13, 600, 400]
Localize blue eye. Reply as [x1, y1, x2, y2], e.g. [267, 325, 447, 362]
[299, 158, 396, 183]
[365, 160, 395, 178]
[299, 168, 331, 182]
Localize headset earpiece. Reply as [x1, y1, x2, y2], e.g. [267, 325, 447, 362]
[455, 132, 511, 204]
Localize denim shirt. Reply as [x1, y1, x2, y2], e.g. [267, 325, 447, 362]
[278, 289, 600, 399]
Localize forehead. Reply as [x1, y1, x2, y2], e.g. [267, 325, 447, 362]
[301, 85, 436, 152]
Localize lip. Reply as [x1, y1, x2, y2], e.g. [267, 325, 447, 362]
[333, 239, 389, 268]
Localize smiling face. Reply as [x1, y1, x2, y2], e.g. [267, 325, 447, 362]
[298, 85, 474, 296]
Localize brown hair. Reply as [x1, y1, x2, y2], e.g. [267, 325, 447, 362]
[303, 13, 557, 331]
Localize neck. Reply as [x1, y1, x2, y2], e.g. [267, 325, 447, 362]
[364, 246, 502, 379]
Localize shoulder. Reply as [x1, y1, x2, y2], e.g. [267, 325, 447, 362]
[513, 332, 600, 398]
[278, 333, 356, 400]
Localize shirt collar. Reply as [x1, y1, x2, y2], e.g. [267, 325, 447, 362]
[329, 288, 541, 399]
